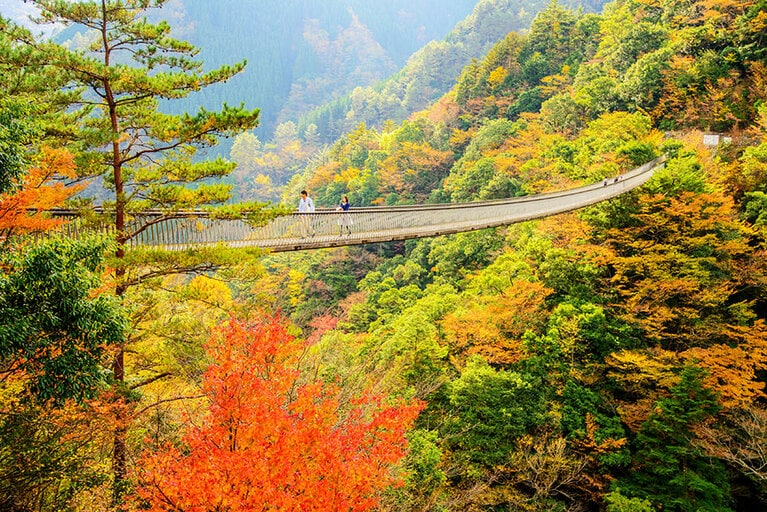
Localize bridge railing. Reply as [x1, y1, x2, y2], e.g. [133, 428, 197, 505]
[50, 156, 665, 252]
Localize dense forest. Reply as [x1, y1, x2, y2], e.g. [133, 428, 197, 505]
[176, 0, 480, 139]
[2, 1, 767, 512]
[225, 0, 611, 202]
[288, 0, 608, 144]
[0, 0, 479, 138]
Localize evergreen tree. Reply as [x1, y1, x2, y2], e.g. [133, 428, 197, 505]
[618, 366, 733, 511]
[0, 16, 74, 194]
[12, 0, 261, 499]
[0, 99, 35, 194]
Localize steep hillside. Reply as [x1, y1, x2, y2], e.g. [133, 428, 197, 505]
[176, 0, 478, 138]
[227, 0, 610, 202]
[0, 0, 477, 138]
[293, 0, 610, 143]
[263, 0, 767, 509]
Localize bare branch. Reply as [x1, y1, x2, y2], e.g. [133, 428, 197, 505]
[134, 394, 207, 417]
[129, 372, 173, 390]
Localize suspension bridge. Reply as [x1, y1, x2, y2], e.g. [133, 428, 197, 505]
[52, 156, 665, 252]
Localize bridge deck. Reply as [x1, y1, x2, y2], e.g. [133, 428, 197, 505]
[55, 157, 664, 252]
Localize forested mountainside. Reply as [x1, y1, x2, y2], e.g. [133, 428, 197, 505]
[2, 0, 767, 511]
[260, 0, 767, 509]
[290, 0, 609, 144]
[227, 0, 610, 202]
[178, 0, 480, 139]
[0, 0, 478, 138]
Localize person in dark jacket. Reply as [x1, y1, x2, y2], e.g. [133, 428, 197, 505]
[336, 195, 352, 236]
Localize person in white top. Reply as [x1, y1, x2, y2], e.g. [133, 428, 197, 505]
[298, 190, 315, 212]
[298, 190, 315, 237]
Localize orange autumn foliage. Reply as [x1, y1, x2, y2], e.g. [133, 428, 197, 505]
[377, 141, 453, 199]
[0, 147, 81, 238]
[607, 190, 759, 350]
[682, 320, 767, 409]
[605, 348, 681, 431]
[132, 316, 424, 512]
[442, 280, 552, 365]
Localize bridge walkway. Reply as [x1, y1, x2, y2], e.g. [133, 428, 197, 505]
[55, 156, 665, 252]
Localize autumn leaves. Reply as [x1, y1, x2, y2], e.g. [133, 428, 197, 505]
[132, 316, 423, 511]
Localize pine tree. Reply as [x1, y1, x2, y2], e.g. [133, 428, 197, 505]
[619, 366, 733, 511]
[15, 0, 261, 499]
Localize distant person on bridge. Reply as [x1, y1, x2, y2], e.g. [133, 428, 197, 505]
[336, 195, 352, 236]
[298, 190, 315, 237]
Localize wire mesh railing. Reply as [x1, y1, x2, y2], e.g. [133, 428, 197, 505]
[49, 156, 665, 252]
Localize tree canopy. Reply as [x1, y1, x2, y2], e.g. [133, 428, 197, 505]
[2, 0, 767, 508]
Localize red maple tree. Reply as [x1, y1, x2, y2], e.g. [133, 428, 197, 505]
[132, 316, 424, 511]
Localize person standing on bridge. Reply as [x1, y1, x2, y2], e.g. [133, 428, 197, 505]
[336, 195, 352, 236]
[298, 190, 315, 237]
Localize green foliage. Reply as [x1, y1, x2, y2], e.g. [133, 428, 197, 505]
[0, 236, 126, 403]
[554, 302, 626, 360]
[520, 2, 581, 76]
[379, 311, 447, 388]
[617, 47, 673, 109]
[604, 490, 654, 512]
[0, 99, 37, 194]
[343, 255, 429, 331]
[519, 306, 593, 380]
[366, 279, 424, 328]
[465, 250, 535, 295]
[405, 429, 447, 490]
[445, 157, 497, 201]
[616, 140, 658, 167]
[736, 142, 767, 196]
[0, 18, 78, 151]
[595, 1, 669, 73]
[561, 380, 630, 466]
[363, 283, 458, 392]
[642, 151, 710, 197]
[423, 230, 505, 284]
[391, 428, 447, 511]
[0, 402, 109, 512]
[444, 357, 547, 468]
[579, 112, 655, 159]
[290, 248, 380, 326]
[467, 119, 520, 159]
[538, 246, 604, 302]
[743, 191, 767, 227]
[541, 93, 585, 134]
[456, 3, 598, 127]
[444, 118, 521, 200]
[619, 366, 732, 511]
[508, 86, 547, 118]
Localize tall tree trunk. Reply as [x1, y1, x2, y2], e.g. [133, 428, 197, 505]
[104, 14, 129, 493]
[111, 160, 128, 501]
